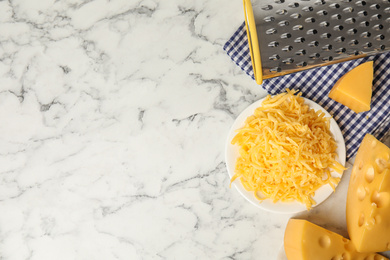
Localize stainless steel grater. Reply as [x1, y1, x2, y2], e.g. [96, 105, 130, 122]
[243, 0, 390, 84]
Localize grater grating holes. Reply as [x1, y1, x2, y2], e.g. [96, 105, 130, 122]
[314, 0, 325, 6]
[305, 17, 316, 23]
[276, 9, 288, 15]
[321, 33, 332, 39]
[335, 47, 346, 53]
[374, 34, 385, 41]
[270, 67, 282, 73]
[322, 56, 333, 61]
[373, 24, 384, 30]
[349, 39, 359, 46]
[322, 44, 332, 51]
[268, 41, 279, 47]
[356, 1, 367, 7]
[358, 10, 368, 16]
[264, 16, 275, 22]
[291, 13, 302, 18]
[302, 6, 314, 12]
[307, 29, 318, 35]
[309, 53, 320, 59]
[296, 61, 308, 67]
[293, 25, 304, 30]
[281, 33, 292, 39]
[278, 20, 290, 26]
[269, 54, 280, 60]
[317, 10, 328, 15]
[329, 3, 340, 8]
[282, 58, 294, 64]
[347, 28, 358, 35]
[375, 45, 386, 51]
[363, 42, 372, 48]
[319, 21, 330, 27]
[294, 37, 306, 43]
[370, 4, 381, 10]
[361, 31, 371, 38]
[262, 5, 273, 10]
[332, 14, 342, 20]
[335, 36, 346, 42]
[334, 25, 344, 31]
[360, 21, 370, 27]
[266, 28, 278, 35]
[349, 50, 362, 56]
[343, 7, 354, 13]
[345, 18, 356, 24]
[385, 7, 390, 13]
[289, 2, 300, 8]
[282, 45, 293, 51]
[274, 0, 285, 3]
[308, 41, 319, 47]
[295, 49, 306, 55]
[371, 14, 382, 20]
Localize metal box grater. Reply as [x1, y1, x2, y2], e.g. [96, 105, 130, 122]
[243, 0, 390, 84]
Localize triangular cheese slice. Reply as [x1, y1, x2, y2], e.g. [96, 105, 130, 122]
[328, 61, 373, 113]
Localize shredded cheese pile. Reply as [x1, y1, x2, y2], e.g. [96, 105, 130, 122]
[230, 89, 346, 210]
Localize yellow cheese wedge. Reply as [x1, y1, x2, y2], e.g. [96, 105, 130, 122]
[284, 219, 388, 260]
[347, 134, 390, 252]
[328, 61, 373, 113]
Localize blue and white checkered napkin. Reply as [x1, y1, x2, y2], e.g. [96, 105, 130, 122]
[224, 22, 390, 161]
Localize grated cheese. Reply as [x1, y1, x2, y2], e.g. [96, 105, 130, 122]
[230, 89, 346, 210]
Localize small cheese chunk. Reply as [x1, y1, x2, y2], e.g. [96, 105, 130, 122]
[328, 61, 373, 113]
[284, 219, 388, 260]
[347, 134, 390, 252]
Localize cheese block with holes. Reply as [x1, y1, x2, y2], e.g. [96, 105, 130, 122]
[328, 61, 373, 113]
[347, 134, 390, 252]
[284, 219, 388, 260]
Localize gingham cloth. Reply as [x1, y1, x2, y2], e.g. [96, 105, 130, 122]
[224, 22, 390, 161]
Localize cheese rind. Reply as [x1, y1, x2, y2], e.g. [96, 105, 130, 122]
[328, 61, 373, 113]
[284, 219, 388, 260]
[347, 134, 390, 252]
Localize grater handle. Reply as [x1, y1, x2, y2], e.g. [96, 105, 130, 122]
[243, 0, 263, 85]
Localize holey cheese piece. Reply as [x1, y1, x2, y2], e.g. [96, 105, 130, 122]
[284, 219, 388, 260]
[347, 134, 390, 252]
[328, 61, 373, 113]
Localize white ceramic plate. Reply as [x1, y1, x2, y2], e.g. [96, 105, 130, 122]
[225, 97, 346, 214]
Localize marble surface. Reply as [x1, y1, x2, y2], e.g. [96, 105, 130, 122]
[0, 0, 388, 259]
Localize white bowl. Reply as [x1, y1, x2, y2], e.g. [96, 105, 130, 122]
[225, 97, 346, 214]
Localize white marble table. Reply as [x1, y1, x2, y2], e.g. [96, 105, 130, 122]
[0, 1, 388, 259]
